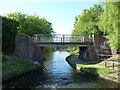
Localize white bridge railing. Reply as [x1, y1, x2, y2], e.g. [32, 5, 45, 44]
[33, 34, 93, 43]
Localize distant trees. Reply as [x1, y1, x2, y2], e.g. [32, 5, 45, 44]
[72, 4, 104, 35]
[99, 2, 120, 51]
[6, 12, 54, 36]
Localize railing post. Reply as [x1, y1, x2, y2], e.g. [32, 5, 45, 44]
[83, 36, 84, 42]
[105, 61, 107, 68]
[113, 63, 114, 69]
[89, 35, 91, 42]
[63, 35, 65, 42]
[35, 34, 96, 44]
[92, 34, 95, 43]
[61, 37, 62, 42]
[35, 34, 38, 42]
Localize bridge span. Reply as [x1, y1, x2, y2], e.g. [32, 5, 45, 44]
[15, 34, 110, 63]
[33, 34, 94, 47]
[32, 34, 97, 62]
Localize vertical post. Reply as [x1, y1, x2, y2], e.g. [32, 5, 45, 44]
[92, 34, 96, 49]
[105, 62, 107, 68]
[61, 37, 62, 42]
[35, 34, 38, 42]
[63, 35, 65, 42]
[83, 36, 84, 42]
[91, 34, 93, 43]
[89, 35, 91, 42]
[113, 63, 114, 69]
[92, 34, 94, 43]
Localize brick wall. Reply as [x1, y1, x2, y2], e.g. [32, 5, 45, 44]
[93, 35, 112, 55]
[83, 35, 112, 61]
[15, 34, 44, 64]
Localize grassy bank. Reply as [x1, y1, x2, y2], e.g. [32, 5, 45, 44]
[76, 56, 119, 83]
[2, 54, 41, 81]
[70, 50, 79, 55]
[76, 64, 118, 75]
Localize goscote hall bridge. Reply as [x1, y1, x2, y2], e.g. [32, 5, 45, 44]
[33, 34, 98, 62]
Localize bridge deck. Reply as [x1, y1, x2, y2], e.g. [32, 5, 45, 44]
[36, 42, 93, 47]
[33, 34, 94, 47]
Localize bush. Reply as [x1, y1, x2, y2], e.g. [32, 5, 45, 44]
[2, 16, 18, 54]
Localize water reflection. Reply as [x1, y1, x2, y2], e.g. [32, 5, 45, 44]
[3, 51, 119, 89]
[43, 51, 72, 86]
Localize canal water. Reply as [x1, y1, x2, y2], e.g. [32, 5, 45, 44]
[3, 51, 119, 89]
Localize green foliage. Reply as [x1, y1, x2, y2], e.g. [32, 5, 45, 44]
[107, 76, 116, 80]
[6, 12, 54, 36]
[2, 12, 54, 54]
[107, 56, 119, 61]
[72, 2, 119, 52]
[2, 54, 40, 80]
[99, 2, 120, 51]
[68, 46, 79, 55]
[76, 63, 117, 74]
[72, 4, 104, 36]
[71, 4, 104, 52]
[2, 17, 18, 54]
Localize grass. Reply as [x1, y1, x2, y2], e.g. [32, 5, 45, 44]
[107, 76, 116, 80]
[98, 61, 119, 67]
[76, 62, 118, 81]
[79, 54, 119, 82]
[107, 56, 119, 61]
[70, 50, 79, 55]
[97, 60, 119, 68]
[76, 63, 118, 75]
[2, 54, 41, 80]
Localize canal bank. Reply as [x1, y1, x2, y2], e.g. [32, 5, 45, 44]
[2, 34, 54, 82]
[2, 54, 43, 81]
[2, 34, 44, 81]
[66, 55, 120, 84]
[2, 51, 120, 89]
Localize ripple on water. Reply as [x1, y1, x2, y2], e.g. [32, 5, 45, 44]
[3, 51, 120, 89]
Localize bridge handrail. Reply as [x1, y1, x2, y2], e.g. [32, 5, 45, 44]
[33, 34, 94, 43]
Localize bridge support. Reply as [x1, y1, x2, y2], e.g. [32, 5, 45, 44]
[79, 47, 89, 62]
[15, 34, 44, 65]
[79, 45, 99, 62]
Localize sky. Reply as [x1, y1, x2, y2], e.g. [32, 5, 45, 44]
[0, 0, 100, 34]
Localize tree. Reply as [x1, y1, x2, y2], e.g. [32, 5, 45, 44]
[99, 1, 120, 51]
[6, 12, 54, 36]
[72, 4, 104, 36]
[2, 16, 18, 54]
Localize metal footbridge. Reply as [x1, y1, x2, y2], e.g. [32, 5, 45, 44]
[33, 34, 94, 47]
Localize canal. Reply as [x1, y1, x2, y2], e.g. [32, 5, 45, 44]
[3, 51, 119, 89]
